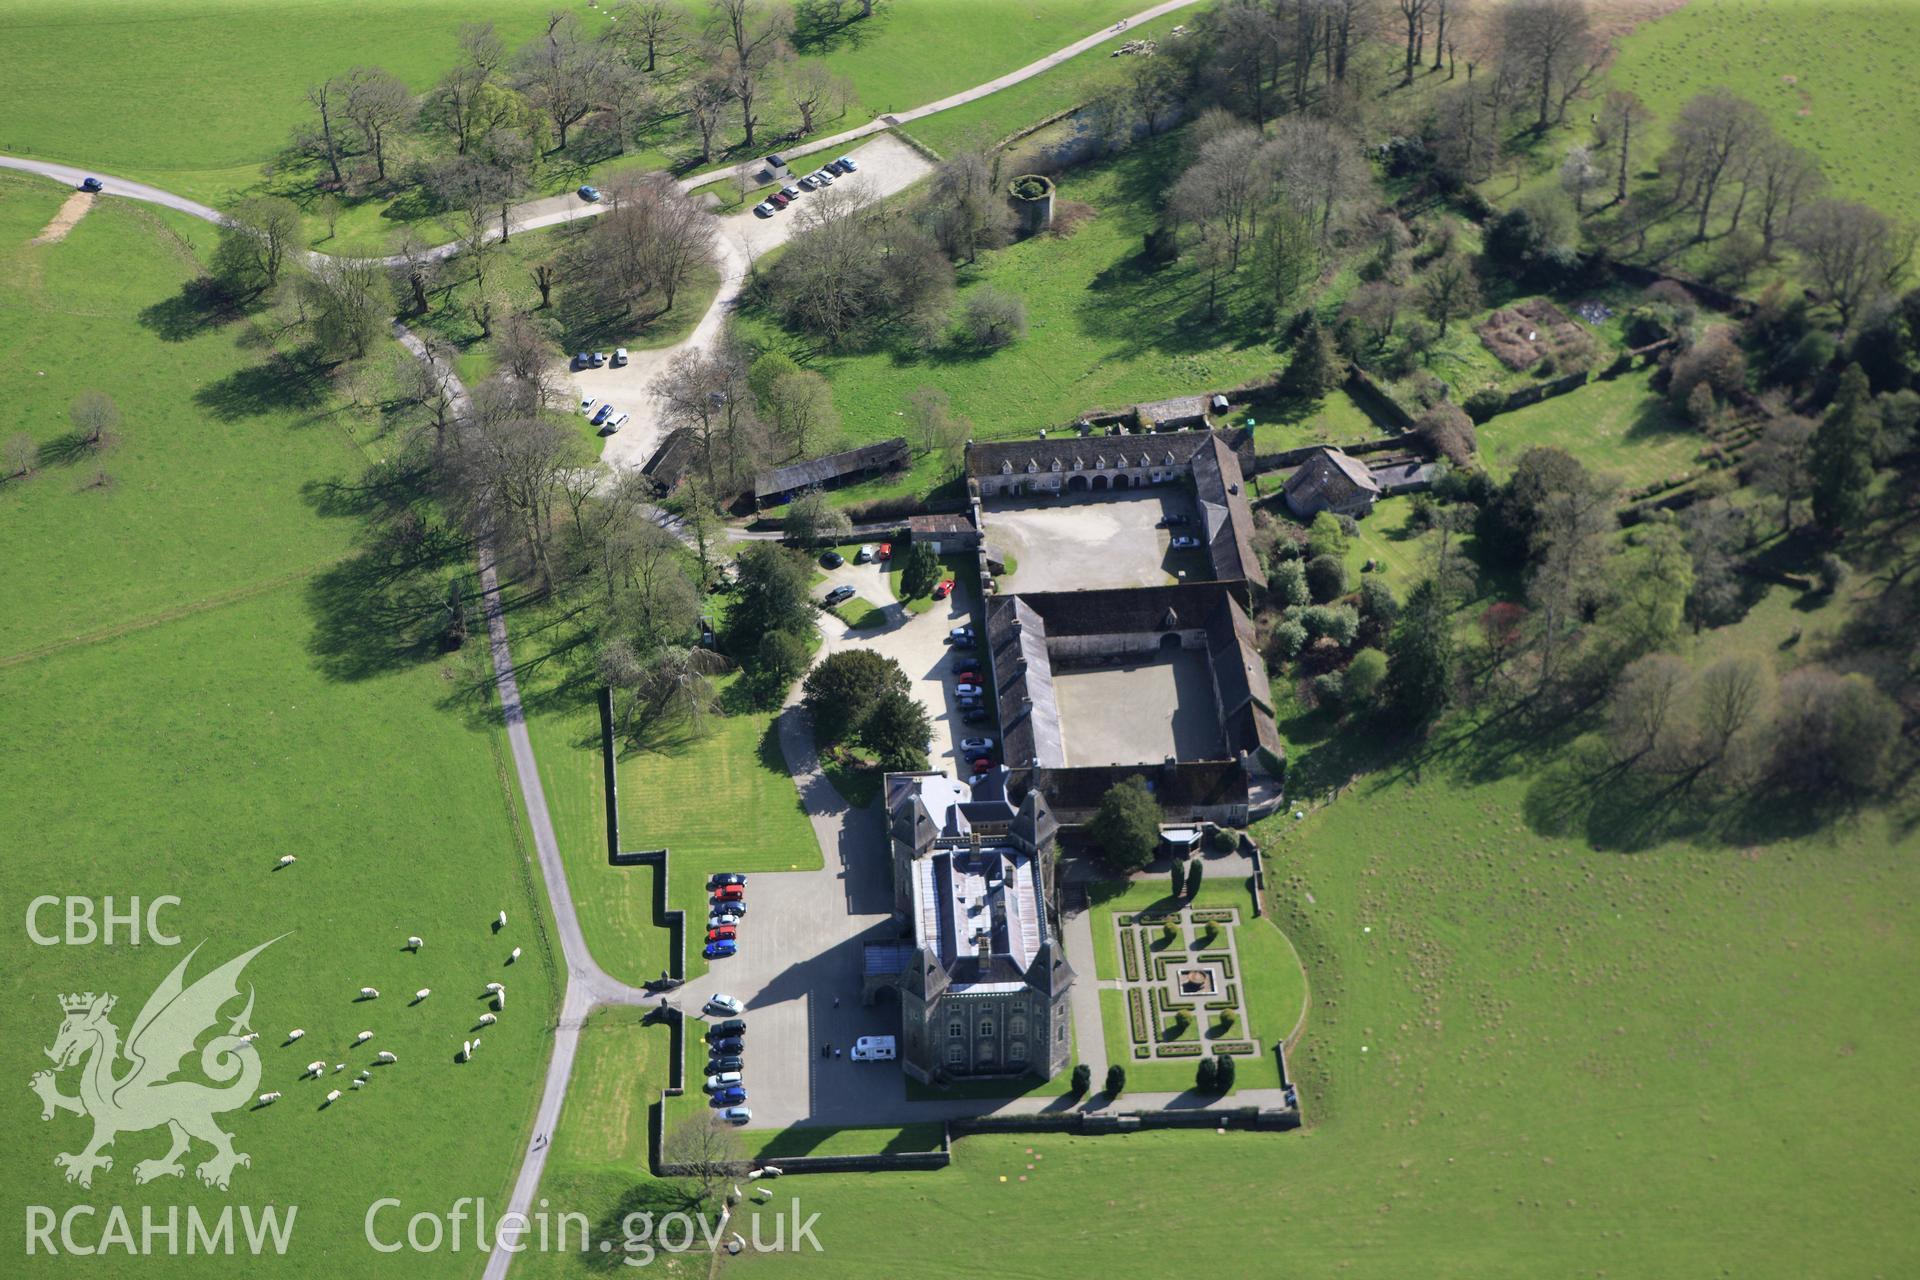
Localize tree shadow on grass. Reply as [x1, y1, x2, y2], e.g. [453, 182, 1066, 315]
[195, 351, 334, 422]
[304, 524, 470, 683]
[137, 277, 244, 343]
[791, 0, 883, 56]
[583, 1178, 704, 1272]
[1076, 249, 1277, 365]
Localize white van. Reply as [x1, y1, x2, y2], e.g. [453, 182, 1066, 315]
[851, 1036, 896, 1061]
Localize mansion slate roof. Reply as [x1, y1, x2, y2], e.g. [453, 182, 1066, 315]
[753, 437, 910, 500]
[964, 427, 1253, 481]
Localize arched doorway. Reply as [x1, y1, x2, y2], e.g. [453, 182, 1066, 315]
[1159, 632, 1182, 650]
[1091, 474, 1110, 491]
[1067, 474, 1090, 492]
[1113, 473, 1132, 490]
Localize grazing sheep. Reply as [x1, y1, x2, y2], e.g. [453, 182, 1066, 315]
[477, 1013, 497, 1026]
[485, 982, 505, 994]
[413, 988, 431, 1003]
[276, 855, 296, 868]
[508, 947, 521, 963]
[496, 911, 507, 929]
[461, 1040, 472, 1062]
[376, 1051, 397, 1064]
[350, 1080, 364, 1089]
[333, 1063, 346, 1073]
[469, 1036, 480, 1054]
[324, 1089, 341, 1106]
[257, 1092, 282, 1105]
[287, 1029, 305, 1042]
[407, 936, 423, 951]
[240, 1032, 259, 1044]
[356, 1071, 370, 1081]
[355, 1030, 373, 1045]
[359, 987, 380, 1000]
[304, 1061, 325, 1078]
[494, 991, 506, 1011]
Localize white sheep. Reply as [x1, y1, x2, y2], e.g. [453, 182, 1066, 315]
[355, 1030, 373, 1045]
[469, 1036, 481, 1054]
[257, 1091, 282, 1105]
[350, 1079, 364, 1089]
[304, 1061, 325, 1078]
[407, 936, 423, 951]
[359, 987, 380, 1000]
[477, 1013, 497, 1026]
[356, 1071, 370, 1081]
[413, 988, 431, 1003]
[485, 982, 504, 994]
[376, 1051, 397, 1064]
[324, 1089, 342, 1106]
[461, 1040, 473, 1062]
[276, 855, 296, 868]
[494, 991, 506, 1011]
[240, 1032, 259, 1044]
[287, 1029, 305, 1042]
[495, 910, 507, 929]
[333, 1063, 346, 1073]
[508, 947, 521, 963]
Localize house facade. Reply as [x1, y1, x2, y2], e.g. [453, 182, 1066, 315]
[1283, 446, 1382, 518]
[874, 773, 1074, 1083]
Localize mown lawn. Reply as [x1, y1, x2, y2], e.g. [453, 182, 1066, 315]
[1, 169, 560, 1276]
[1478, 364, 1703, 490]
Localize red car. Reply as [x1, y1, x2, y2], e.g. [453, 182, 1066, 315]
[953, 669, 980, 684]
[970, 757, 993, 774]
[714, 883, 745, 903]
[877, 542, 892, 560]
[932, 579, 954, 600]
[770, 192, 790, 208]
[706, 925, 738, 942]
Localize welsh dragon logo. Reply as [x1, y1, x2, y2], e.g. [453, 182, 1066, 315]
[31, 939, 277, 1190]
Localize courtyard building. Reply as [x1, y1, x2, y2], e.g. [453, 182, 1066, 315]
[1282, 445, 1381, 518]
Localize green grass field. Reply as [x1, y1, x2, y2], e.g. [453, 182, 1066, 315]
[1609, 0, 1920, 215]
[0, 0, 1156, 252]
[1, 170, 560, 1274]
[1479, 365, 1702, 489]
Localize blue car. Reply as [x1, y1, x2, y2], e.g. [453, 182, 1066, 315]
[79, 177, 103, 193]
[704, 939, 737, 959]
[571, 351, 592, 371]
[836, 156, 857, 173]
[590, 403, 614, 426]
[708, 1085, 747, 1107]
[577, 185, 601, 202]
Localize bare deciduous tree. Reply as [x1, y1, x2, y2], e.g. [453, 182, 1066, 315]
[4, 432, 37, 479]
[614, 1, 686, 73]
[763, 367, 838, 457]
[1749, 411, 1817, 531]
[1498, 0, 1602, 131]
[1789, 198, 1916, 331]
[924, 152, 1012, 264]
[1420, 252, 1480, 337]
[70, 391, 121, 448]
[343, 66, 414, 182]
[1747, 135, 1824, 259]
[515, 12, 617, 152]
[302, 255, 386, 360]
[683, 73, 733, 164]
[653, 331, 767, 496]
[450, 389, 570, 590]
[591, 172, 719, 314]
[784, 61, 851, 134]
[709, 0, 793, 150]
[1662, 88, 1767, 242]
[662, 1107, 745, 1205]
[1598, 89, 1649, 203]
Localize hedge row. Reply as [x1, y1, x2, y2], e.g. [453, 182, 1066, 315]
[1189, 908, 1237, 923]
[1126, 989, 1148, 1044]
[1204, 983, 1241, 1011]
[1209, 1041, 1259, 1056]
[1119, 927, 1140, 982]
[1155, 1042, 1204, 1058]
[1198, 951, 1236, 980]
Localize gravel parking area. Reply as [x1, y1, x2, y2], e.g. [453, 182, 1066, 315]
[570, 134, 935, 473]
[984, 489, 1197, 594]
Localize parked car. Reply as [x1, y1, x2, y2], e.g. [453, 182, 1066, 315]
[708, 913, 742, 931]
[824, 585, 856, 606]
[709, 896, 745, 915]
[593, 351, 609, 367]
[572, 352, 593, 371]
[714, 883, 745, 902]
[1170, 534, 1201, 549]
[780, 184, 801, 201]
[579, 395, 598, 415]
[704, 1071, 743, 1092]
[79, 177, 103, 193]
[590, 403, 614, 426]
[797, 174, 818, 191]
[603, 412, 629, 434]
[820, 550, 844, 568]
[754, 201, 775, 217]
[957, 694, 983, 710]
[577, 185, 601, 202]
[970, 757, 994, 774]
[962, 707, 991, 724]
[612, 347, 629, 367]
[876, 542, 891, 560]
[951, 651, 978, 669]
[704, 939, 737, 959]
[764, 153, 787, 170]
[770, 192, 790, 208]
[717, 1106, 752, 1125]
[706, 1054, 744, 1073]
[946, 626, 976, 646]
[705, 994, 744, 1017]
[706, 925, 737, 942]
[952, 669, 980, 684]
[708, 1085, 747, 1107]
[709, 1018, 747, 1037]
[708, 1035, 745, 1055]
[836, 155, 858, 172]
[854, 544, 876, 564]
[955, 682, 983, 697]
[932, 579, 954, 600]
[710, 874, 747, 889]
[960, 737, 996, 752]
[1156, 513, 1191, 527]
